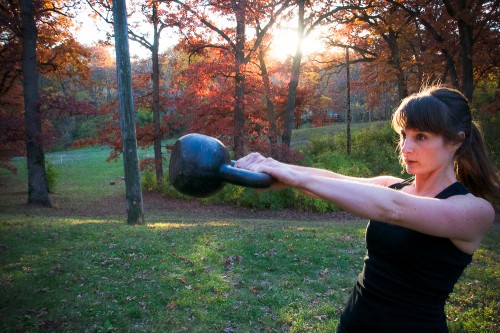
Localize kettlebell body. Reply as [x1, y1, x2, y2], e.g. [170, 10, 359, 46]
[169, 133, 272, 197]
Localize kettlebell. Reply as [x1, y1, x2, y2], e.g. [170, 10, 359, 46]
[169, 133, 273, 198]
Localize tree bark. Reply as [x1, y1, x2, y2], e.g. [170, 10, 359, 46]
[232, 0, 247, 159]
[282, 0, 305, 152]
[346, 47, 351, 156]
[257, 46, 278, 158]
[112, 0, 145, 225]
[442, 0, 474, 100]
[152, 3, 164, 186]
[383, 28, 407, 101]
[457, 18, 474, 100]
[20, 0, 51, 207]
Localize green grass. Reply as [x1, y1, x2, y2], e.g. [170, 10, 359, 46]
[291, 121, 386, 150]
[0, 125, 498, 332]
[3, 146, 153, 213]
[0, 214, 497, 333]
[0, 215, 367, 332]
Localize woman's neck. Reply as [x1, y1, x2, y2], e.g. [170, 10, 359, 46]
[413, 167, 457, 197]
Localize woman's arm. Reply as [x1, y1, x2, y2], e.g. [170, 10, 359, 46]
[236, 153, 403, 188]
[302, 175, 494, 254]
[235, 154, 495, 249]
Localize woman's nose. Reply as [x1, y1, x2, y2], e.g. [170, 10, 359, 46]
[401, 138, 413, 153]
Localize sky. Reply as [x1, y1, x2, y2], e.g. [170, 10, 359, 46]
[73, 8, 174, 59]
[73, 8, 324, 61]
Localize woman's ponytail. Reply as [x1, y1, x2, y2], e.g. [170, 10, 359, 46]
[455, 121, 500, 203]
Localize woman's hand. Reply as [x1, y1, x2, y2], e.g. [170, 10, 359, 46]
[235, 153, 301, 189]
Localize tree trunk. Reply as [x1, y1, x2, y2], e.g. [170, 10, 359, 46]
[440, 50, 459, 89]
[384, 28, 407, 101]
[346, 47, 351, 156]
[442, 0, 474, 100]
[20, 0, 51, 207]
[413, 14, 460, 89]
[232, 0, 247, 159]
[282, 0, 305, 152]
[152, 3, 164, 186]
[112, 0, 145, 225]
[258, 46, 278, 158]
[457, 18, 474, 100]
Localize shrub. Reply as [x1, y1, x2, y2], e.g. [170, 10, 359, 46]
[350, 124, 402, 176]
[141, 171, 157, 192]
[477, 110, 500, 166]
[202, 184, 245, 205]
[315, 150, 372, 177]
[45, 160, 58, 193]
[306, 123, 404, 178]
[203, 186, 295, 210]
[254, 188, 295, 210]
[293, 190, 339, 212]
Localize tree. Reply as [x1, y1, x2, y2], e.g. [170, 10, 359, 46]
[0, 84, 24, 173]
[167, 0, 292, 158]
[345, 47, 351, 156]
[346, 1, 412, 101]
[20, 0, 51, 206]
[281, 0, 305, 150]
[169, 47, 239, 140]
[1, 0, 93, 206]
[256, 42, 279, 157]
[389, 0, 500, 100]
[280, 0, 363, 150]
[112, 0, 145, 225]
[86, 0, 177, 186]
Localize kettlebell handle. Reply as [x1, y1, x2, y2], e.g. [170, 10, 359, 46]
[222, 161, 272, 188]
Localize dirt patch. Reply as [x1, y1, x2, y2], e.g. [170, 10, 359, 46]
[140, 192, 355, 221]
[0, 186, 356, 222]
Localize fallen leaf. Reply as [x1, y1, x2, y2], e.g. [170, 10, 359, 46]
[223, 256, 243, 270]
[319, 268, 329, 278]
[315, 315, 329, 321]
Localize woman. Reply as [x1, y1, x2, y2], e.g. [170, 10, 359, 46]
[235, 86, 499, 332]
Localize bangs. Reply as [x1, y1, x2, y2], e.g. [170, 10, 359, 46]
[392, 94, 449, 134]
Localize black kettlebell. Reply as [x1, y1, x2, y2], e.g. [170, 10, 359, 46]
[168, 133, 272, 198]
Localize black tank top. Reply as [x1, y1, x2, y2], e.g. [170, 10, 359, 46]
[338, 181, 472, 333]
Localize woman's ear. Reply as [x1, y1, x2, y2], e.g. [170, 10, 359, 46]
[452, 131, 466, 151]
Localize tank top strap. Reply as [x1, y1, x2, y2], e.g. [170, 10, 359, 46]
[388, 178, 469, 199]
[389, 177, 415, 190]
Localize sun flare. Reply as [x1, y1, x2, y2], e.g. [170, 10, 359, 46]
[269, 28, 325, 61]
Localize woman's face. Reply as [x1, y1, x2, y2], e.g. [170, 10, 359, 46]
[399, 128, 457, 175]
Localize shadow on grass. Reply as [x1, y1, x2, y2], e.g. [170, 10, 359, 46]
[0, 214, 368, 332]
[1, 213, 498, 332]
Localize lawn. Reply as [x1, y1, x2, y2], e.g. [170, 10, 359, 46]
[0, 137, 498, 332]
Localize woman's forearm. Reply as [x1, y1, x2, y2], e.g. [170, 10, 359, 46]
[296, 174, 404, 222]
[288, 164, 400, 187]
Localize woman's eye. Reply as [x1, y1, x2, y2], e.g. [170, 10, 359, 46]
[416, 134, 426, 140]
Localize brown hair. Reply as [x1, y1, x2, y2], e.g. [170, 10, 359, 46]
[392, 85, 500, 201]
